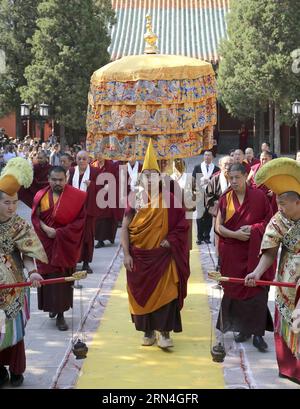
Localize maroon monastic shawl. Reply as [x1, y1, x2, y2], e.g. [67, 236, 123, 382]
[127, 193, 190, 310]
[218, 185, 275, 300]
[32, 186, 86, 275]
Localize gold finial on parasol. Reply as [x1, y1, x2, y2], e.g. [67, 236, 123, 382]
[144, 15, 158, 54]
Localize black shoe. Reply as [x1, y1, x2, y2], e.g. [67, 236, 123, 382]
[109, 240, 114, 244]
[95, 241, 105, 249]
[0, 366, 9, 388]
[10, 372, 24, 387]
[196, 240, 203, 245]
[234, 333, 251, 343]
[204, 238, 212, 244]
[82, 263, 93, 274]
[253, 335, 268, 352]
[49, 312, 57, 319]
[56, 314, 68, 331]
[279, 373, 300, 385]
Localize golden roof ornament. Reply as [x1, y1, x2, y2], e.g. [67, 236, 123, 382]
[144, 15, 158, 54]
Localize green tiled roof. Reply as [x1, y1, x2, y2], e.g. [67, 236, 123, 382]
[109, 0, 230, 62]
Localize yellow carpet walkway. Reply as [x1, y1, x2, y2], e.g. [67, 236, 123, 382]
[76, 246, 225, 389]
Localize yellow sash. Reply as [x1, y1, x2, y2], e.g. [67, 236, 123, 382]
[225, 190, 236, 223]
[40, 191, 59, 212]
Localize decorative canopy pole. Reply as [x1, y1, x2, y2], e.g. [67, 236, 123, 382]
[208, 271, 296, 288]
[0, 271, 87, 290]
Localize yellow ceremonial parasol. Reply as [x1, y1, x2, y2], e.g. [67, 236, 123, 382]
[86, 16, 217, 161]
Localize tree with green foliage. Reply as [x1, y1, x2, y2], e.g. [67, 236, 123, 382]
[217, 0, 300, 153]
[0, 0, 40, 136]
[21, 0, 115, 143]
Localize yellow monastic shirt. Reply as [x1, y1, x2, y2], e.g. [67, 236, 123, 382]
[40, 191, 59, 212]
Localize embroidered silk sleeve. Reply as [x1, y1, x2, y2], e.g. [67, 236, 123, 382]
[260, 212, 287, 251]
[12, 216, 48, 263]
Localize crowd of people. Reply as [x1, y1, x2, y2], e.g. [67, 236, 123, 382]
[0, 132, 299, 388]
[0, 134, 82, 168]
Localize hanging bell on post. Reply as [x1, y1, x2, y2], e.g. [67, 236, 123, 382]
[211, 342, 226, 363]
[72, 339, 88, 360]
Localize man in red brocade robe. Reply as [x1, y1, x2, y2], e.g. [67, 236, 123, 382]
[19, 151, 52, 208]
[68, 151, 101, 274]
[215, 163, 275, 352]
[91, 153, 118, 248]
[32, 166, 86, 331]
[247, 151, 278, 215]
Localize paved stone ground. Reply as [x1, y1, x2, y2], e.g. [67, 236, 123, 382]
[199, 240, 299, 389]
[4, 202, 123, 389]
[2, 155, 299, 389]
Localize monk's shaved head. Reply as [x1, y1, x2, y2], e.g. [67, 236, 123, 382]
[279, 191, 300, 202]
[229, 163, 247, 175]
[277, 191, 300, 221]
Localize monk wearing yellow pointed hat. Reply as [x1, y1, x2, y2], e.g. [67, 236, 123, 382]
[121, 139, 190, 349]
[245, 158, 300, 385]
[0, 158, 47, 387]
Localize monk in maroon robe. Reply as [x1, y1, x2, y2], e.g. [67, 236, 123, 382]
[245, 147, 260, 167]
[215, 163, 275, 351]
[233, 149, 252, 174]
[121, 143, 190, 350]
[32, 166, 86, 330]
[68, 151, 101, 274]
[91, 155, 118, 248]
[19, 151, 52, 208]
